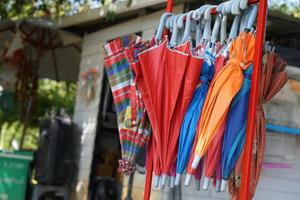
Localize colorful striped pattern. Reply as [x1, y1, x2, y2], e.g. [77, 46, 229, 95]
[103, 35, 151, 174]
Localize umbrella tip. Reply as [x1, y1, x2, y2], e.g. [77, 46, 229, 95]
[215, 179, 221, 193]
[220, 179, 227, 192]
[195, 179, 201, 191]
[153, 175, 160, 188]
[184, 173, 192, 186]
[170, 176, 175, 188]
[174, 173, 181, 186]
[160, 174, 168, 189]
[203, 177, 210, 190]
[191, 156, 201, 169]
[166, 175, 171, 187]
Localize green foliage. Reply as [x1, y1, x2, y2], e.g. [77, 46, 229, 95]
[0, 0, 73, 20]
[270, 1, 300, 19]
[0, 0, 133, 21]
[0, 79, 77, 150]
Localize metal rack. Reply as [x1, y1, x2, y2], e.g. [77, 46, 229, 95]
[144, 0, 268, 199]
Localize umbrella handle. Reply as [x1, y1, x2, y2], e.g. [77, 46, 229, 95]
[220, 15, 228, 44]
[229, 15, 241, 40]
[240, 0, 249, 10]
[246, 5, 258, 29]
[155, 12, 173, 41]
[182, 11, 195, 43]
[211, 13, 222, 43]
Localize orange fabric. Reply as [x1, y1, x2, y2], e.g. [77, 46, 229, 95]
[193, 32, 255, 160]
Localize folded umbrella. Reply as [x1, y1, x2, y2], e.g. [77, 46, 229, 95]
[228, 52, 287, 199]
[103, 35, 151, 175]
[202, 51, 229, 190]
[191, 32, 255, 170]
[175, 49, 214, 185]
[220, 66, 253, 191]
[138, 40, 191, 186]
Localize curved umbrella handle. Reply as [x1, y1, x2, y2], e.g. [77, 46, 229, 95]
[229, 15, 241, 40]
[170, 15, 181, 46]
[196, 21, 203, 46]
[155, 12, 173, 41]
[224, 0, 234, 14]
[239, 7, 251, 33]
[232, 0, 242, 15]
[246, 5, 258, 29]
[193, 4, 210, 20]
[211, 14, 222, 43]
[220, 15, 228, 44]
[240, 0, 248, 10]
[203, 6, 217, 41]
[182, 11, 195, 43]
[165, 15, 173, 30]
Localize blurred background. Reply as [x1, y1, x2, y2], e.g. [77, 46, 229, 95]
[0, 0, 299, 200]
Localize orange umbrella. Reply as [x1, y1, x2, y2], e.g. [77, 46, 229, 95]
[203, 52, 229, 190]
[191, 32, 256, 169]
[229, 52, 287, 199]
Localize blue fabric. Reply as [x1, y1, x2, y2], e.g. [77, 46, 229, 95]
[221, 65, 253, 180]
[266, 124, 300, 136]
[176, 51, 215, 175]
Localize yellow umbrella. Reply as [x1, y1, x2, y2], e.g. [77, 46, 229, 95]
[191, 32, 255, 169]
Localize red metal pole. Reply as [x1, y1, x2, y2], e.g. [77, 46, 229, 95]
[240, 0, 268, 199]
[143, 1, 174, 200]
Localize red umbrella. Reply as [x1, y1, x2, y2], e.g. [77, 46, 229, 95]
[164, 42, 203, 185]
[203, 120, 226, 189]
[137, 40, 191, 186]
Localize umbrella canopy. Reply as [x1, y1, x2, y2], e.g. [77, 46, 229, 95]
[137, 40, 190, 185]
[191, 32, 255, 170]
[166, 53, 204, 185]
[228, 52, 287, 199]
[103, 35, 151, 175]
[0, 19, 81, 82]
[220, 66, 253, 191]
[175, 49, 214, 185]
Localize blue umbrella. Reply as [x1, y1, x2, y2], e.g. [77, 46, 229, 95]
[174, 50, 215, 186]
[220, 66, 253, 191]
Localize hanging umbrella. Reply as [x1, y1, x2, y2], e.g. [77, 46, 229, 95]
[203, 121, 226, 189]
[191, 32, 256, 170]
[228, 52, 287, 199]
[160, 41, 203, 187]
[103, 35, 151, 175]
[137, 40, 190, 186]
[175, 49, 214, 185]
[220, 65, 253, 191]
[202, 51, 229, 190]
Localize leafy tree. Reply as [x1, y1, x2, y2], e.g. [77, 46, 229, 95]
[270, 0, 300, 19]
[0, 0, 132, 21]
[0, 79, 77, 150]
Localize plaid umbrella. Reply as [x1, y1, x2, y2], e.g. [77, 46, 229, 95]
[228, 52, 287, 199]
[191, 32, 255, 170]
[103, 35, 151, 175]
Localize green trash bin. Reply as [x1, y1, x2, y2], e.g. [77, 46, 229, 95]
[0, 151, 33, 200]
